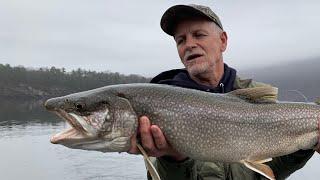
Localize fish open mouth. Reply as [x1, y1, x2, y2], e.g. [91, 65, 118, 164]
[50, 109, 91, 144]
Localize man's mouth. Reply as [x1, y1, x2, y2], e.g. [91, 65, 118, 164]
[186, 54, 203, 61]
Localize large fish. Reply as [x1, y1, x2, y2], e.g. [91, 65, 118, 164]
[44, 83, 320, 180]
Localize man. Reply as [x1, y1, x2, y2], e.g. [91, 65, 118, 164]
[128, 4, 314, 180]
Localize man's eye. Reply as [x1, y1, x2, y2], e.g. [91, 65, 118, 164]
[176, 39, 183, 45]
[195, 33, 206, 37]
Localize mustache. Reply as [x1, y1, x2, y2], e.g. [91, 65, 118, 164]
[183, 51, 203, 61]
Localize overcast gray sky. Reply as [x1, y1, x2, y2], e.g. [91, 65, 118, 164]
[1, 0, 319, 77]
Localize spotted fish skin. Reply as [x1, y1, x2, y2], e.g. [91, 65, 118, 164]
[45, 83, 320, 162]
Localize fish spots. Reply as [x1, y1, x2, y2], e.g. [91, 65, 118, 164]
[124, 84, 320, 162]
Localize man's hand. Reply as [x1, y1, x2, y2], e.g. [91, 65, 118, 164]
[128, 116, 187, 161]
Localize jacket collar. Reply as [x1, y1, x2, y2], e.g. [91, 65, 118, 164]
[150, 63, 237, 93]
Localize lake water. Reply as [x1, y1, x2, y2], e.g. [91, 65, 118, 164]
[0, 100, 319, 180]
[0, 100, 147, 180]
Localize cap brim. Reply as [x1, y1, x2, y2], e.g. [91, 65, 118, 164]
[160, 5, 212, 36]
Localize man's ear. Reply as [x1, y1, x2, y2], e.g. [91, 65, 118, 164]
[220, 31, 228, 52]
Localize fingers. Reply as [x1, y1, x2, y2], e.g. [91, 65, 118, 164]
[128, 115, 185, 159]
[151, 125, 169, 150]
[150, 124, 187, 161]
[128, 116, 156, 155]
[127, 132, 139, 154]
[139, 116, 169, 157]
[140, 116, 156, 153]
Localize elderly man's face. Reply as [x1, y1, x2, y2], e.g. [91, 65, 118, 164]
[174, 19, 227, 76]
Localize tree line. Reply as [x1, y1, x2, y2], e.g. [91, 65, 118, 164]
[0, 64, 150, 99]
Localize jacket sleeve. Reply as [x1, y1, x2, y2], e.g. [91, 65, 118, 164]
[147, 157, 229, 180]
[266, 149, 314, 180]
[147, 156, 197, 180]
[233, 76, 274, 90]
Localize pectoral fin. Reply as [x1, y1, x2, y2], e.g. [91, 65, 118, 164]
[242, 160, 275, 180]
[254, 158, 272, 164]
[136, 143, 161, 180]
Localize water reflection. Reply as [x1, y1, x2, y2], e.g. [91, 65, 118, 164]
[0, 98, 60, 124]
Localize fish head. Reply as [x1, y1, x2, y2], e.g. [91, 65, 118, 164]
[44, 87, 138, 152]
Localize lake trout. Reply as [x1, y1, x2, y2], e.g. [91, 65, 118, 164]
[44, 83, 320, 180]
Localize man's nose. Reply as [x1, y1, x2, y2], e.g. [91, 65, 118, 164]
[185, 37, 197, 50]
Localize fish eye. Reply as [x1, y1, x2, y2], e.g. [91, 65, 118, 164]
[76, 103, 84, 110]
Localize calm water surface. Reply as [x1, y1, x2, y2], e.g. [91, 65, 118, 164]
[0, 100, 146, 180]
[0, 100, 319, 180]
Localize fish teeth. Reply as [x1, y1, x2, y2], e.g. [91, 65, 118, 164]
[51, 127, 76, 143]
[69, 113, 97, 135]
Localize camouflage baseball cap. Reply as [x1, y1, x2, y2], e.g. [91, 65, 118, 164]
[160, 4, 223, 36]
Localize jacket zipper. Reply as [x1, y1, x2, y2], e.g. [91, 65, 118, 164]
[219, 83, 225, 93]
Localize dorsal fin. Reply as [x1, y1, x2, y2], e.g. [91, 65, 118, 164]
[229, 86, 278, 103]
[315, 98, 320, 105]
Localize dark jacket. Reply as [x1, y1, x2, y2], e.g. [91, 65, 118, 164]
[147, 64, 314, 180]
[151, 64, 236, 93]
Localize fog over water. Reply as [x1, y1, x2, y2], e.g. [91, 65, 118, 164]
[0, 0, 319, 76]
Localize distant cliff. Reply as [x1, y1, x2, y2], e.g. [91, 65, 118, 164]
[0, 64, 150, 100]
